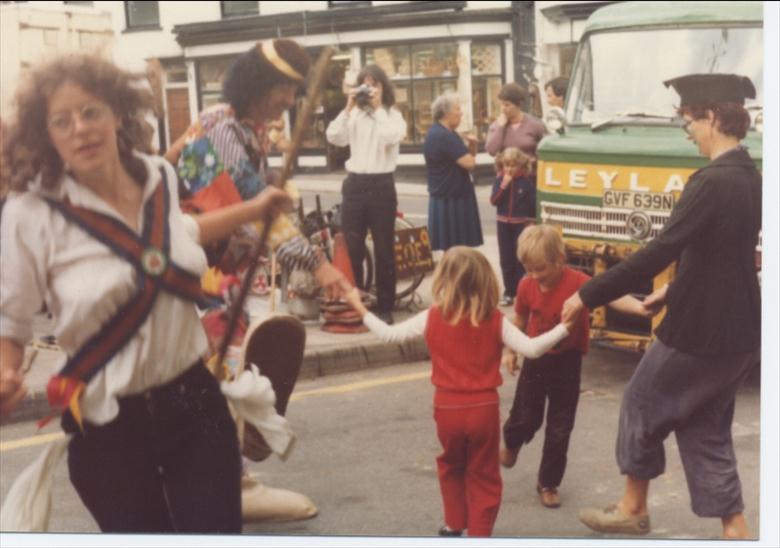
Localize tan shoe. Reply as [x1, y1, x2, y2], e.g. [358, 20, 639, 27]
[500, 446, 520, 468]
[578, 503, 650, 535]
[537, 485, 561, 508]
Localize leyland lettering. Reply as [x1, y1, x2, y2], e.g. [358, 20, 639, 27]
[542, 166, 687, 195]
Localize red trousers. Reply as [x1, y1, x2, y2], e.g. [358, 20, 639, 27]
[433, 398, 502, 537]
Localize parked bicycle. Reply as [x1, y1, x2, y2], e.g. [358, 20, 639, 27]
[298, 195, 433, 307]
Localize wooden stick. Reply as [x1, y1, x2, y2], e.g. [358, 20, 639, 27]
[276, 46, 337, 187]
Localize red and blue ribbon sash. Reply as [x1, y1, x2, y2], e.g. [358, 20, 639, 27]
[40, 169, 203, 428]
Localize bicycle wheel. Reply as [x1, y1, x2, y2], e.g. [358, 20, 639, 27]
[392, 215, 427, 302]
[364, 215, 427, 304]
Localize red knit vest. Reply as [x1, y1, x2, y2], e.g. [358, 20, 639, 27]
[424, 306, 504, 405]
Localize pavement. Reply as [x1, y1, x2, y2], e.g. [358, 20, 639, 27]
[2, 173, 500, 426]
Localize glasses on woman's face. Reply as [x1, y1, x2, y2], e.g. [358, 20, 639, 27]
[47, 103, 109, 136]
[681, 118, 695, 135]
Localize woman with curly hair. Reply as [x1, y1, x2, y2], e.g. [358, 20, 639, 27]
[0, 54, 296, 532]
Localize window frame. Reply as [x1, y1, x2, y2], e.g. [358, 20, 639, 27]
[220, 1, 259, 19]
[124, 1, 161, 32]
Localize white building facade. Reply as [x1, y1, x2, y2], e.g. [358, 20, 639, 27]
[1, 1, 613, 173]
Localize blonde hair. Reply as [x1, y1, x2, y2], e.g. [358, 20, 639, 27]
[431, 246, 499, 326]
[517, 224, 566, 267]
[498, 147, 532, 174]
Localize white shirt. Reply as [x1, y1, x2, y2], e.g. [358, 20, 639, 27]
[363, 310, 569, 359]
[325, 106, 407, 174]
[0, 152, 209, 425]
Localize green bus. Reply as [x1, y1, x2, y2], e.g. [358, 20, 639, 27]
[537, 1, 763, 351]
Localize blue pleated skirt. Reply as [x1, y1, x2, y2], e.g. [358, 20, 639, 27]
[427, 189, 484, 251]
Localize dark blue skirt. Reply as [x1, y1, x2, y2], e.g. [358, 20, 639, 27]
[428, 188, 484, 251]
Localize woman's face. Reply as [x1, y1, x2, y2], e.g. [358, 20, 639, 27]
[444, 102, 463, 130]
[500, 99, 522, 120]
[361, 75, 383, 99]
[46, 81, 120, 177]
[249, 82, 298, 123]
[682, 112, 715, 159]
[545, 86, 564, 108]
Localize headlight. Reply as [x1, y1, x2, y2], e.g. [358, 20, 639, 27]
[545, 107, 566, 135]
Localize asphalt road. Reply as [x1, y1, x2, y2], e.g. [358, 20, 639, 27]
[0, 348, 761, 541]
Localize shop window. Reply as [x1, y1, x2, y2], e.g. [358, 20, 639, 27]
[221, 1, 258, 18]
[298, 48, 353, 152]
[365, 42, 460, 144]
[124, 1, 160, 30]
[471, 42, 503, 141]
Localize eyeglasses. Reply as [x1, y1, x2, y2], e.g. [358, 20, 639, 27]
[47, 104, 109, 136]
[681, 118, 694, 134]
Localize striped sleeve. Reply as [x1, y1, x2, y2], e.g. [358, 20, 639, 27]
[275, 235, 325, 273]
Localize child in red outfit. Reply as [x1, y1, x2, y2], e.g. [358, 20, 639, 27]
[346, 246, 574, 536]
[501, 225, 649, 508]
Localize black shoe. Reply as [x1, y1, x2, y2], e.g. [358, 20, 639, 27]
[438, 525, 462, 537]
[376, 311, 394, 325]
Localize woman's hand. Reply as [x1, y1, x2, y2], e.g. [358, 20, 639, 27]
[253, 186, 292, 222]
[496, 113, 508, 127]
[313, 262, 353, 301]
[642, 284, 669, 316]
[561, 291, 584, 329]
[345, 88, 357, 113]
[0, 338, 27, 418]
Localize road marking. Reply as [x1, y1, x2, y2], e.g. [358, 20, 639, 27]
[0, 371, 429, 453]
[290, 371, 428, 400]
[0, 431, 65, 452]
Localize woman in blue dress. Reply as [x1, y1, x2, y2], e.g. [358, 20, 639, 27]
[424, 92, 483, 251]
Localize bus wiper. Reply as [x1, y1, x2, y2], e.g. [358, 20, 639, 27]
[591, 112, 676, 132]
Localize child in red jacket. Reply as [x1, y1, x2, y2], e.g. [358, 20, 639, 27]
[346, 246, 573, 537]
[501, 225, 650, 509]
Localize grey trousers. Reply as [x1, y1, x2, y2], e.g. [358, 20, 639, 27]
[616, 338, 758, 517]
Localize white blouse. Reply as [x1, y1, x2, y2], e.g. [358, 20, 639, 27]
[363, 310, 570, 359]
[0, 152, 209, 425]
[325, 107, 407, 174]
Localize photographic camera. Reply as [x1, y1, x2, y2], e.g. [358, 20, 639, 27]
[354, 84, 374, 110]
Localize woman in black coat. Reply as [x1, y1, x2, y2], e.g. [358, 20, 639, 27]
[562, 73, 761, 539]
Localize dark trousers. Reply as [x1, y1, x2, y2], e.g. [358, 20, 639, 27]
[616, 339, 757, 517]
[502, 350, 582, 489]
[341, 173, 397, 313]
[64, 362, 242, 533]
[496, 221, 527, 297]
[434, 402, 502, 537]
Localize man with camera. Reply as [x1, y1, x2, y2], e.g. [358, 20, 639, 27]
[326, 65, 407, 324]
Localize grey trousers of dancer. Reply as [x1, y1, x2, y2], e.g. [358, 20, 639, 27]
[616, 338, 758, 518]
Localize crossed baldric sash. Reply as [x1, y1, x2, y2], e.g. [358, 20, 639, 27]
[40, 168, 204, 429]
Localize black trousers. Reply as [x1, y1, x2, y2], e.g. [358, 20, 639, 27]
[63, 362, 242, 533]
[341, 172, 398, 313]
[502, 350, 582, 489]
[496, 221, 528, 298]
[616, 339, 757, 517]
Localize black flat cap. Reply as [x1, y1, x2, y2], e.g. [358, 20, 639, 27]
[663, 74, 756, 106]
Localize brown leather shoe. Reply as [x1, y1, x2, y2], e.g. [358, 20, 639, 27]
[500, 446, 520, 468]
[537, 485, 561, 508]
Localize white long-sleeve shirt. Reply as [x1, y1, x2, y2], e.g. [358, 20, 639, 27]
[325, 106, 407, 174]
[0, 153, 208, 425]
[363, 309, 569, 359]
